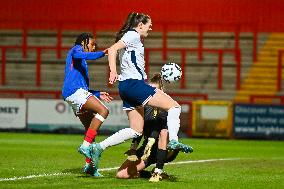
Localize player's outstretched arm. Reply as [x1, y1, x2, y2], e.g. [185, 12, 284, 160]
[73, 48, 105, 60]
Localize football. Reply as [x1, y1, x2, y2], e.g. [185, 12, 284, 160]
[161, 63, 182, 83]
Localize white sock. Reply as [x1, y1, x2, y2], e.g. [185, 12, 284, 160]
[154, 168, 163, 174]
[99, 128, 142, 150]
[167, 106, 181, 141]
[82, 141, 90, 147]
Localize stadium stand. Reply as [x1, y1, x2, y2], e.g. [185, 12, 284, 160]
[0, 30, 272, 101]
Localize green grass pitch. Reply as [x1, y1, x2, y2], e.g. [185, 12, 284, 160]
[0, 132, 283, 189]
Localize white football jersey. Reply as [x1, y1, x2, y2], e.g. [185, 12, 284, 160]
[118, 30, 147, 81]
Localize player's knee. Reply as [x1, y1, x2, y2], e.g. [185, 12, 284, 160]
[130, 128, 142, 138]
[95, 107, 109, 122]
[167, 105, 181, 118]
[94, 109, 109, 122]
[166, 99, 180, 111]
[172, 102, 181, 109]
[101, 107, 109, 118]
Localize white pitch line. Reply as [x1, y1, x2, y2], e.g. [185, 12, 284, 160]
[0, 172, 71, 182]
[166, 158, 243, 165]
[0, 158, 242, 182]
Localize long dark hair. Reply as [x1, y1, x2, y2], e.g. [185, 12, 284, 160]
[115, 12, 150, 42]
[74, 33, 93, 51]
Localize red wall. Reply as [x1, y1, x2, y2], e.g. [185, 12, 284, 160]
[0, 0, 284, 31]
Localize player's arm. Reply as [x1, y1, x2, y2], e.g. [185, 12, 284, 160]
[124, 135, 143, 156]
[108, 41, 125, 84]
[73, 48, 105, 60]
[131, 135, 143, 149]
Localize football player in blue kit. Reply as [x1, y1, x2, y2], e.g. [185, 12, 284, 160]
[62, 33, 112, 177]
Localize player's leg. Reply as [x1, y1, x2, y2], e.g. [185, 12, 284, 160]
[81, 96, 109, 128]
[66, 89, 109, 160]
[77, 95, 109, 159]
[98, 108, 144, 150]
[146, 89, 180, 142]
[149, 129, 168, 182]
[166, 150, 180, 163]
[91, 108, 144, 174]
[124, 134, 143, 159]
[77, 111, 95, 174]
[77, 96, 109, 176]
[98, 79, 154, 152]
[146, 89, 185, 148]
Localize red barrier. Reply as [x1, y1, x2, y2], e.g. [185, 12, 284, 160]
[0, 22, 257, 90]
[0, 89, 62, 99]
[57, 29, 62, 59]
[235, 49, 241, 90]
[250, 95, 284, 104]
[179, 101, 193, 137]
[162, 26, 167, 61]
[1, 48, 6, 85]
[0, 22, 256, 64]
[235, 28, 240, 56]
[180, 50, 186, 89]
[36, 48, 41, 86]
[198, 25, 203, 61]
[278, 50, 283, 91]
[22, 29, 27, 59]
[0, 46, 70, 86]
[0, 45, 242, 91]
[218, 50, 223, 90]
[144, 47, 241, 90]
[253, 31, 258, 62]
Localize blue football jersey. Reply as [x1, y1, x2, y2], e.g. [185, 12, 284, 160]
[62, 45, 105, 99]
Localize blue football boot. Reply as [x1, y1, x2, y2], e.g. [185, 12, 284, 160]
[83, 163, 94, 175]
[90, 143, 103, 172]
[78, 144, 92, 159]
[167, 140, 193, 153]
[93, 169, 104, 177]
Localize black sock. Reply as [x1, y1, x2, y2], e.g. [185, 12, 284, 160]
[130, 135, 143, 149]
[156, 149, 167, 170]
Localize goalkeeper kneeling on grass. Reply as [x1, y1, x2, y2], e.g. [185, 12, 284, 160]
[116, 73, 193, 182]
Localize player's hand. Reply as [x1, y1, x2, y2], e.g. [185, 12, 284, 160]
[109, 71, 118, 84]
[99, 92, 113, 103]
[103, 48, 108, 55]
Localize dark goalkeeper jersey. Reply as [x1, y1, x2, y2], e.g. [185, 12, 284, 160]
[143, 105, 168, 138]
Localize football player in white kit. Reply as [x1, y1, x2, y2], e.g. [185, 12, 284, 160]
[89, 12, 192, 177]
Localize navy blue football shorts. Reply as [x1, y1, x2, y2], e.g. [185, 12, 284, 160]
[118, 79, 157, 110]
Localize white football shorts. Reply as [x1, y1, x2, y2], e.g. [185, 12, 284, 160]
[65, 88, 93, 115]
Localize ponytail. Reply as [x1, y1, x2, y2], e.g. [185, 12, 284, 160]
[115, 12, 150, 42]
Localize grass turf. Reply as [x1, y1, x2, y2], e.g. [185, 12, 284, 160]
[0, 132, 283, 189]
